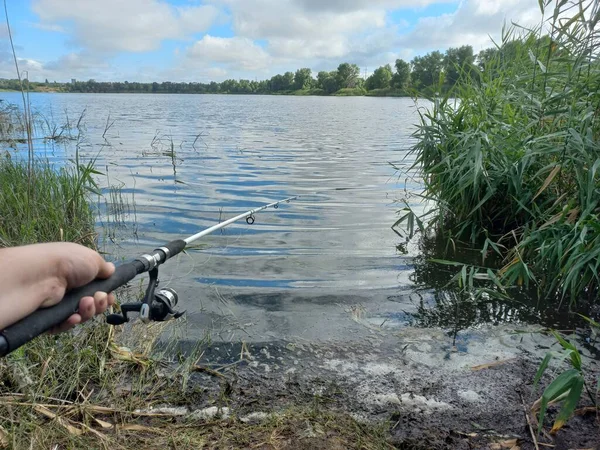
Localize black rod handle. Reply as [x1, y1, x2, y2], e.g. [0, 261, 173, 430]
[0, 260, 145, 357]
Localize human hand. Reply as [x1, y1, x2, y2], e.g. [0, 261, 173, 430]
[0, 242, 116, 332]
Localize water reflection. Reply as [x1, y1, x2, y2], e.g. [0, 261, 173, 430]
[407, 232, 592, 332]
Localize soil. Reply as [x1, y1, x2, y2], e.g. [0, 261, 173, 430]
[154, 324, 600, 449]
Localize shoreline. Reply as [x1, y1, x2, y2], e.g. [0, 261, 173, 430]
[148, 322, 600, 449]
[0, 88, 413, 98]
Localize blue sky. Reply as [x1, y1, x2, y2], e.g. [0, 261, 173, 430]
[0, 0, 543, 82]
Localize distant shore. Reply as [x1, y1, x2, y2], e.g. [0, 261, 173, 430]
[0, 86, 412, 97]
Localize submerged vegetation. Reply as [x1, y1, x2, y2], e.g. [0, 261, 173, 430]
[397, 0, 600, 306]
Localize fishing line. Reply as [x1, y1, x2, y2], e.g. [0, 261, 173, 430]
[0, 195, 300, 357]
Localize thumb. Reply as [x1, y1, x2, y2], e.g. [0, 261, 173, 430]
[97, 261, 115, 280]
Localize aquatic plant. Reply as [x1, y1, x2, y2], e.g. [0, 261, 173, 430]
[396, 0, 600, 305]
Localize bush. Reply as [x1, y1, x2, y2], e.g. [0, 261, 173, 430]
[398, 0, 600, 304]
[334, 87, 367, 96]
[365, 88, 410, 97]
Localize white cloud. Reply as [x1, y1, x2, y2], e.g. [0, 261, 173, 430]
[44, 52, 107, 74]
[3, 0, 555, 82]
[196, 0, 400, 75]
[214, 0, 387, 40]
[187, 35, 270, 71]
[32, 0, 221, 52]
[399, 0, 542, 52]
[28, 22, 65, 33]
[294, 0, 456, 12]
[205, 67, 228, 78]
[0, 56, 46, 79]
[268, 38, 349, 60]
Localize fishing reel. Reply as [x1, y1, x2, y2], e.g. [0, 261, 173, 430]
[106, 267, 185, 325]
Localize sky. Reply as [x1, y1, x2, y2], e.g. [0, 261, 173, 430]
[0, 0, 544, 83]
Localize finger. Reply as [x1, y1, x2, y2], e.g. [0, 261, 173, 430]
[94, 291, 109, 314]
[107, 293, 116, 306]
[50, 314, 81, 334]
[97, 261, 115, 280]
[78, 296, 96, 322]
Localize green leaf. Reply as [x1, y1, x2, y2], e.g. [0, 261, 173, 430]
[560, 10, 583, 30]
[538, 369, 580, 435]
[460, 265, 467, 290]
[551, 374, 584, 433]
[551, 331, 581, 370]
[534, 353, 552, 391]
[428, 259, 466, 267]
[537, 59, 547, 73]
[578, 314, 600, 330]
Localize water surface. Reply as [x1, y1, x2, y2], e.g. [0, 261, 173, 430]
[1, 93, 577, 344]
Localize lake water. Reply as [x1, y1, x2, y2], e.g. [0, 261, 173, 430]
[0, 93, 574, 345]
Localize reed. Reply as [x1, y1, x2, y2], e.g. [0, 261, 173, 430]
[398, 0, 600, 305]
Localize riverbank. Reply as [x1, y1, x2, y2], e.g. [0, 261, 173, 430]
[3, 317, 598, 449]
[0, 86, 411, 97]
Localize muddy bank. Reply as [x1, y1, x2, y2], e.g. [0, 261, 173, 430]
[153, 324, 600, 449]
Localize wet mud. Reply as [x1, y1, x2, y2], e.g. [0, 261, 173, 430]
[160, 324, 600, 449]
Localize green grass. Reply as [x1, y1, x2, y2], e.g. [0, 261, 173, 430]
[0, 154, 99, 248]
[334, 87, 367, 96]
[292, 88, 326, 96]
[396, 0, 600, 305]
[0, 318, 214, 449]
[365, 88, 410, 97]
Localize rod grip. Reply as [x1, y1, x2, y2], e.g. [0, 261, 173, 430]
[0, 260, 144, 357]
[162, 239, 186, 258]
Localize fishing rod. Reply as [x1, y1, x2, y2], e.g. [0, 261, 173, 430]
[0, 196, 298, 357]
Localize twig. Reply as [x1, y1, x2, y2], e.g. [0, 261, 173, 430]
[0, 393, 74, 404]
[0, 400, 187, 418]
[191, 364, 228, 380]
[205, 359, 245, 371]
[574, 406, 598, 416]
[102, 113, 116, 139]
[520, 392, 540, 450]
[192, 131, 208, 150]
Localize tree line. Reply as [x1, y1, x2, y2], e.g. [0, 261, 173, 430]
[0, 44, 493, 96]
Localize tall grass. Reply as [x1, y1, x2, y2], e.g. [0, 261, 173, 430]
[0, 154, 99, 248]
[398, 0, 600, 305]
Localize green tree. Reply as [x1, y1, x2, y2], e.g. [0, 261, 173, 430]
[221, 79, 239, 93]
[283, 72, 294, 90]
[477, 47, 499, 71]
[365, 64, 393, 90]
[317, 71, 340, 94]
[269, 74, 284, 91]
[294, 68, 313, 90]
[336, 63, 360, 88]
[444, 45, 474, 87]
[392, 59, 410, 89]
[411, 51, 444, 89]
